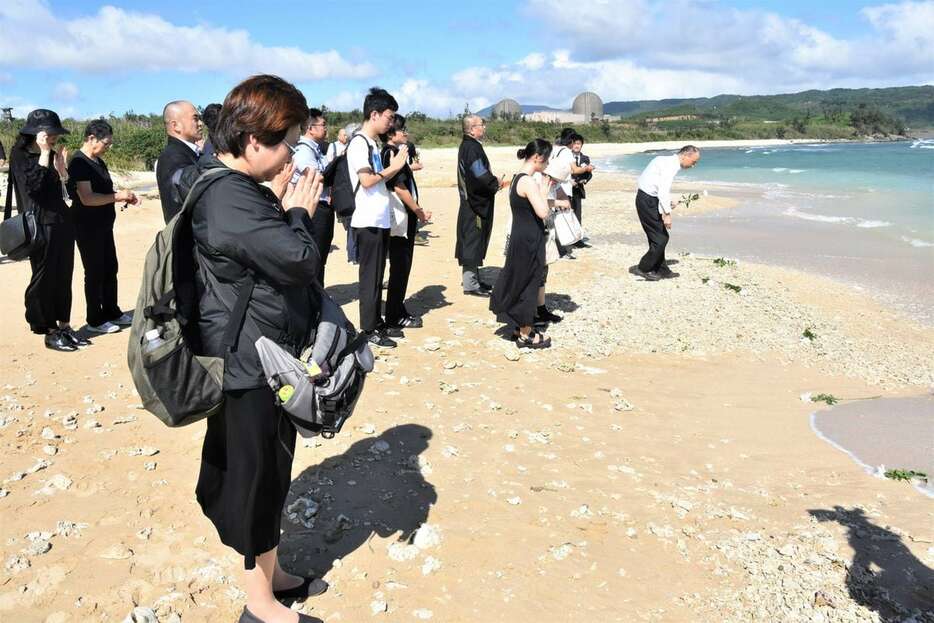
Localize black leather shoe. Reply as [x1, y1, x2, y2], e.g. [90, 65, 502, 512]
[463, 289, 490, 298]
[60, 327, 92, 347]
[574, 240, 592, 249]
[366, 330, 397, 348]
[478, 281, 493, 292]
[273, 576, 329, 601]
[637, 269, 662, 281]
[45, 331, 78, 352]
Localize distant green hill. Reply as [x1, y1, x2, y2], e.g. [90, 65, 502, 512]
[604, 86, 934, 128]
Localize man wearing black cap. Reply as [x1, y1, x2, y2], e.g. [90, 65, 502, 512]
[7, 109, 88, 351]
[156, 100, 203, 222]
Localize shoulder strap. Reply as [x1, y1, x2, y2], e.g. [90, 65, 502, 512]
[220, 271, 255, 351]
[173, 166, 237, 222]
[348, 133, 374, 197]
[3, 167, 15, 221]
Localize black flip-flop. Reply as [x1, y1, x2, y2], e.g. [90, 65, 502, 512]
[273, 576, 329, 601]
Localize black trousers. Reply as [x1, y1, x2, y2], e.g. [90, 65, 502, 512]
[353, 226, 389, 332]
[636, 189, 669, 273]
[196, 386, 295, 570]
[25, 222, 74, 334]
[571, 193, 583, 226]
[75, 222, 122, 327]
[309, 203, 335, 286]
[385, 211, 418, 324]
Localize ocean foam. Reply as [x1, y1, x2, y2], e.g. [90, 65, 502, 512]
[783, 207, 851, 223]
[783, 208, 891, 229]
[909, 139, 934, 149]
[900, 236, 934, 248]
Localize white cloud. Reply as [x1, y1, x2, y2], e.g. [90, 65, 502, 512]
[0, 1, 375, 81]
[52, 81, 79, 102]
[518, 53, 546, 71]
[524, 0, 934, 86]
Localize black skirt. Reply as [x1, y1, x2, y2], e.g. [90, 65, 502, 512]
[196, 386, 296, 569]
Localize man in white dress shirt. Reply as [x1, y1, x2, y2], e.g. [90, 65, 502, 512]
[635, 145, 700, 280]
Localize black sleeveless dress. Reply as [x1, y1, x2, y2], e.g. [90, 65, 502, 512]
[490, 173, 545, 327]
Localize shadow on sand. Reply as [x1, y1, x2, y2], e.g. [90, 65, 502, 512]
[809, 506, 934, 620]
[278, 424, 436, 592]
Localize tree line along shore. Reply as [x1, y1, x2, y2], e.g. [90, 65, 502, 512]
[0, 90, 923, 172]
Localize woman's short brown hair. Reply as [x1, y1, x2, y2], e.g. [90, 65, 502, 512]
[213, 74, 308, 158]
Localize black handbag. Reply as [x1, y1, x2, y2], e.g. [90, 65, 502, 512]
[1, 170, 43, 261]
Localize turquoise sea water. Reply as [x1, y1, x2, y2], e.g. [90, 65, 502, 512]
[601, 140, 934, 247]
[597, 140, 934, 319]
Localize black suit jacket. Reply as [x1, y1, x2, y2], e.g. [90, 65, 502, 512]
[156, 136, 199, 222]
[572, 152, 592, 199]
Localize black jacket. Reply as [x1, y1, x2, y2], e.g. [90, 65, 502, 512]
[156, 136, 199, 223]
[455, 135, 498, 265]
[8, 144, 69, 225]
[572, 153, 592, 199]
[180, 156, 321, 391]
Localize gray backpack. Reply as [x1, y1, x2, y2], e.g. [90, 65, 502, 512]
[255, 285, 374, 438]
[127, 167, 249, 427]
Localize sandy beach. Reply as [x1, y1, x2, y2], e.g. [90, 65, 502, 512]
[1, 139, 932, 622]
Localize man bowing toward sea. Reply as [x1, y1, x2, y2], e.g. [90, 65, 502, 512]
[455, 115, 509, 297]
[635, 145, 700, 280]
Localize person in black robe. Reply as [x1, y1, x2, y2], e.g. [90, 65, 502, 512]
[155, 100, 203, 223]
[455, 115, 507, 296]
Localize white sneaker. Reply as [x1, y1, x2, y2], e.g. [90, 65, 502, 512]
[88, 321, 121, 334]
[113, 312, 133, 326]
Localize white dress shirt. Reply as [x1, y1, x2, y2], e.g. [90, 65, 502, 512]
[637, 154, 682, 215]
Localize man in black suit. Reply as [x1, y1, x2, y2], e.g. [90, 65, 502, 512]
[156, 100, 203, 222]
[570, 134, 593, 248]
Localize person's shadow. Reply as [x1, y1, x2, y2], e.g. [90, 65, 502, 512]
[279, 424, 437, 588]
[324, 281, 360, 307]
[404, 284, 451, 319]
[809, 506, 934, 620]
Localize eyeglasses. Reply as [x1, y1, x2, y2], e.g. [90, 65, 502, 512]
[309, 122, 327, 127]
[282, 140, 298, 154]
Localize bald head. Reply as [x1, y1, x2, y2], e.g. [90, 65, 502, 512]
[163, 100, 203, 143]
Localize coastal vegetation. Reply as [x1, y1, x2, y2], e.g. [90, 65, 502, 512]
[1, 86, 926, 171]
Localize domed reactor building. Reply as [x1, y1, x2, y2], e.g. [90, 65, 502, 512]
[491, 98, 522, 119]
[572, 92, 604, 120]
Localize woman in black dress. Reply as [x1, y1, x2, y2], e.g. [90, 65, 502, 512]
[188, 75, 324, 623]
[7, 109, 86, 351]
[490, 139, 554, 348]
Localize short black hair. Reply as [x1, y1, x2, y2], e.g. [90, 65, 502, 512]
[308, 107, 324, 124]
[363, 87, 398, 122]
[202, 103, 222, 133]
[570, 132, 585, 144]
[379, 113, 406, 143]
[83, 119, 113, 140]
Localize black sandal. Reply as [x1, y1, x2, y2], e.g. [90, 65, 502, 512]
[516, 330, 551, 349]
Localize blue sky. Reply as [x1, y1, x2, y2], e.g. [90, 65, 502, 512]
[1, 0, 931, 119]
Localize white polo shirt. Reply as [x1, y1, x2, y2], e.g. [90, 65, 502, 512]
[347, 133, 391, 229]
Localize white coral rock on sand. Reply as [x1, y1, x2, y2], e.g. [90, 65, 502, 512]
[413, 523, 442, 550]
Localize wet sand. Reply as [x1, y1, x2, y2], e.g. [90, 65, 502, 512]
[812, 395, 934, 496]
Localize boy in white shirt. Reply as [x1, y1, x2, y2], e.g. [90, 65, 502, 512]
[348, 87, 409, 347]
